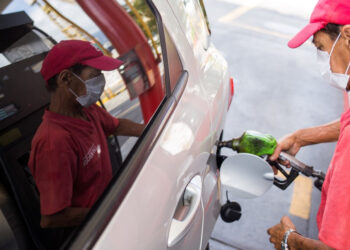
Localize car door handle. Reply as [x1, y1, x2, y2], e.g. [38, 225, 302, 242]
[168, 175, 202, 247]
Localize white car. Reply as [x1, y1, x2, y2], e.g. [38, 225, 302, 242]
[0, 1, 252, 249]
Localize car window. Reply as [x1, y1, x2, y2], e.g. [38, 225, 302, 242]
[101, 0, 166, 161]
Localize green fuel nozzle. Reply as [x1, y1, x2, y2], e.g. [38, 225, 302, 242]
[217, 130, 277, 156]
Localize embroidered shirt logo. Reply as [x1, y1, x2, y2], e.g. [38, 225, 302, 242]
[83, 144, 101, 167]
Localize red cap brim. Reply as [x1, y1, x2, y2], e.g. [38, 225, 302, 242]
[288, 22, 326, 48]
[80, 55, 123, 71]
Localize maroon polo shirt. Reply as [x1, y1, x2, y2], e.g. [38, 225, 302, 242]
[28, 104, 119, 215]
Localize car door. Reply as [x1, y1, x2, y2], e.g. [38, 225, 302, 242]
[166, 0, 230, 247]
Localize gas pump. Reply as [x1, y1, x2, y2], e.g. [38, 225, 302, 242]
[0, 11, 60, 249]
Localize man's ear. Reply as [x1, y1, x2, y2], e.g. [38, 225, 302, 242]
[56, 70, 72, 86]
[342, 25, 350, 49]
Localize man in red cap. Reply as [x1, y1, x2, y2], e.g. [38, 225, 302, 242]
[28, 40, 145, 229]
[267, 0, 350, 249]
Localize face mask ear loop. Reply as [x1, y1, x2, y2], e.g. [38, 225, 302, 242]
[68, 88, 79, 98]
[69, 71, 88, 100]
[345, 62, 350, 75]
[329, 33, 342, 58]
[71, 72, 85, 84]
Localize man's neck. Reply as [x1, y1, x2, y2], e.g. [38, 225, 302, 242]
[49, 92, 87, 120]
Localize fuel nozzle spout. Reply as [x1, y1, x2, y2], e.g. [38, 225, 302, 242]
[216, 140, 236, 148]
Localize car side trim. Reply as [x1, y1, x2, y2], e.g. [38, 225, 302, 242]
[172, 70, 188, 102]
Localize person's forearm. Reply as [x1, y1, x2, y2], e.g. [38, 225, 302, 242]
[294, 119, 340, 147]
[41, 207, 90, 228]
[288, 232, 333, 250]
[115, 118, 145, 137]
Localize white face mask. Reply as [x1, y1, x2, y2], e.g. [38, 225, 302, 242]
[69, 73, 106, 107]
[317, 33, 350, 91]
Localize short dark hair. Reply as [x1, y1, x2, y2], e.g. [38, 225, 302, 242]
[46, 63, 87, 93]
[320, 23, 342, 41]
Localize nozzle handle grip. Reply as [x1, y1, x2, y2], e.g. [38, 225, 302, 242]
[267, 160, 299, 190]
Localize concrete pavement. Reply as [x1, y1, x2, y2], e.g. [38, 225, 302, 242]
[204, 0, 343, 249]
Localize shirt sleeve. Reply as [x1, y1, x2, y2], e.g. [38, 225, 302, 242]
[30, 140, 78, 215]
[318, 128, 350, 249]
[92, 105, 119, 136]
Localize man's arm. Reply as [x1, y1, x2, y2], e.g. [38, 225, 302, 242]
[270, 119, 340, 161]
[288, 232, 334, 250]
[114, 118, 145, 137]
[267, 216, 334, 250]
[41, 207, 90, 228]
[294, 119, 340, 146]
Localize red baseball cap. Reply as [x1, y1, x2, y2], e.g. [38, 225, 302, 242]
[288, 0, 350, 48]
[40, 40, 123, 81]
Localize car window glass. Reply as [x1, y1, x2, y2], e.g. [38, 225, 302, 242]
[104, 0, 166, 160]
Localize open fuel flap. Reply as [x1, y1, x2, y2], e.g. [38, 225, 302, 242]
[218, 153, 274, 223]
[220, 153, 274, 199]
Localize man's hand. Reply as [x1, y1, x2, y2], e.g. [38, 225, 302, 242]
[267, 216, 296, 250]
[41, 207, 90, 228]
[114, 118, 145, 137]
[269, 133, 301, 174]
[270, 133, 301, 162]
[267, 216, 334, 250]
